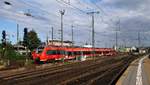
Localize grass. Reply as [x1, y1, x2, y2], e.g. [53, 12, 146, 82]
[64, 61, 71, 65]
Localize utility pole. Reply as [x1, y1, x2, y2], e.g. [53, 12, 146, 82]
[17, 24, 19, 44]
[138, 32, 141, 48]
[17, 24, 19, 52]
[123, 39, 127, 48]
[51, 27, 54, 45]
[87, 11, 99, 57]
[115, 29, 118, 49]
[71, 25, 74, 47]
[115, 19, 120, 50]
[59, 10, 65, 47]
[46, 33, 49, 45]
[68, 0, 70, 4]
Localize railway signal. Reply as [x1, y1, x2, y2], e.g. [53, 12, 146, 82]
[23, 28, 28, 47]
[2, 30, 6, 40]
[2, 30, 6, 46]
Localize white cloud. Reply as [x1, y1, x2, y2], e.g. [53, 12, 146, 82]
[0, 0, 150, 47]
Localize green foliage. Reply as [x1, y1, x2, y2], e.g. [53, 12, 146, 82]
[27, 30, 41, 51]
[22, 29, 41, 51]
[0, 44, 2, 58]
[5, 50, 26, 60]
[0, 43, 25, 61]
[64, 62, 70, 65]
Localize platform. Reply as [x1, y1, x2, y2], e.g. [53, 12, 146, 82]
[116, 55, 150, 85]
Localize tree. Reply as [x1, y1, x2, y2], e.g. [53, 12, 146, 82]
[27, 30, 41, 51]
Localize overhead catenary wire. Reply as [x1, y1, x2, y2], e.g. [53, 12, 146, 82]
[2, 0, 126, 47]
[6, 0, 99, 30]
[56, 0, 88, 14]
[20, 0, 92, 30]
[70, 0, 119, 33]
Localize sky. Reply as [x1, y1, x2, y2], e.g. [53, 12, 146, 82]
[0, 0, 150, 47]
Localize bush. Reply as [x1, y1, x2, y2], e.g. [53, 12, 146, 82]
[5, 51, 26, 60]
[0, 43, 26, 61]
[0, 44, 3, 59]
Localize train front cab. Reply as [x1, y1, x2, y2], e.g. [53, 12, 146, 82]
[39, 47, 66, 62]
[32, 46, 45, 62]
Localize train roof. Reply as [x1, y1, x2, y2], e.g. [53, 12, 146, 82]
[42, 46, 115, 52]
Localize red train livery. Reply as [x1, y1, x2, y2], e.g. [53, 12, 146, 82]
[32, 46, 117, 62]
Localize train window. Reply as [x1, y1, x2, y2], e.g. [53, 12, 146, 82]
[80, 51, 82, 55]
[91, 51, 95, 54]
[83, 51, 86, 55]
[89, 51, 92, 54]
[96, 51, 99, 54]
[46, 50, 57, 55]
[74, 51, 83, 55]
[67, 51, 74, 56]
[68, 52, 71, 56]
[57, 50, 66, 55]
[56, 50, 60, 54]
[76, 51, 80, 55]
[64, 51, 67, 55]
[71, 52, 74, 56]
[74, 51, 78, 55]
[61, 50, 66, 54]
[83, 51, 91, 54]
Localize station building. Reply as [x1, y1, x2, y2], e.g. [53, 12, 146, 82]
[47, 40, 73, 47]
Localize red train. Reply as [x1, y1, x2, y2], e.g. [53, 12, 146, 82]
[32, 46, 117, 62]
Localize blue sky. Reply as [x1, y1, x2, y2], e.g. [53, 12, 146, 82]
[0, 17, 49, 45]
[89, 0, 101, 3]
[0, 18, 17, 43]
[0, 0, 150, 47]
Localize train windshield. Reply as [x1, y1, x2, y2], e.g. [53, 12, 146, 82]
[36, 47, 44, 54]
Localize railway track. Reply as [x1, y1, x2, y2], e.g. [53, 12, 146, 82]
[0, 59, 97, 77]
[59, 56, 133, 85]
[0, 55, 137, 85]
[59, 62, 122, 85]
